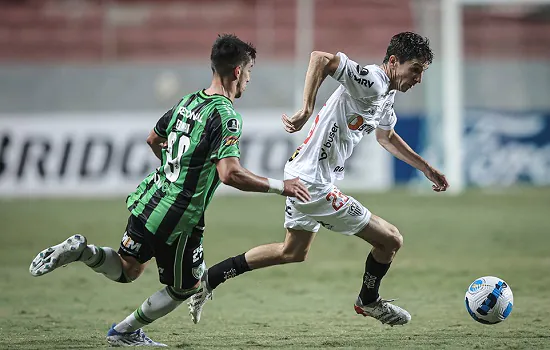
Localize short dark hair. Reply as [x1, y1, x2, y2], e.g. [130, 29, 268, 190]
[210, 34, 257, 77]
[383, 32, 433, 65]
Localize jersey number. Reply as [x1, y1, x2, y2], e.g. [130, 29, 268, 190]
[326, 188, 349, 211]
[164, 130, 190, 182]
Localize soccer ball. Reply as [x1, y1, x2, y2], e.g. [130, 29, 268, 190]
[465, 276, 514, 324]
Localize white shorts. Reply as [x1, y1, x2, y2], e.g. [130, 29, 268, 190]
[283, 177, 372, 236]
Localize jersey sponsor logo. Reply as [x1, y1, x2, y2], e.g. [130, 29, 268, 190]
[226, 118, 240, 133]
[319, 123, 339, 161]
[333, 166, 344, 173]
[348, 115, 375, 133]
[121, 232, 142, 252]
[177, 106, 203, 122]
[223, 135, 239, 146]
[348, 116, 363, 130]
[347, 69, 374, 88]
[356, 64, 369, 76]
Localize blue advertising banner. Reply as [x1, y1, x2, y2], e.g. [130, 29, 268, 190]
[394, 111, 550, 186]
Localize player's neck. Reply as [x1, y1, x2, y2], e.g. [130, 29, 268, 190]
[205, 77, 236, 102]
[380, 63, 397, 91]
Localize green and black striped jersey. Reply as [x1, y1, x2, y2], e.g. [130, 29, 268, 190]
[126, 90, 242, 245]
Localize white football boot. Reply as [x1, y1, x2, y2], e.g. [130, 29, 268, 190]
[187, 272, 213, 324]
[354, 297, 411, 326]
[106, 323, 167, 347]
[29, 234, 87, 277]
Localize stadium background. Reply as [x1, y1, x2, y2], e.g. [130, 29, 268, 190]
[1, 1, 549, 349]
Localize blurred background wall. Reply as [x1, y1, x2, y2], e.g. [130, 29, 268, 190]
[1, 0, 549, 197]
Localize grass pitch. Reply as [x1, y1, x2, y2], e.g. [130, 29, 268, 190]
[1, 187, 549, 349]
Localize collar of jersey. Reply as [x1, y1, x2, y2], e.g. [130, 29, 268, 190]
[199, 89, 233, 104]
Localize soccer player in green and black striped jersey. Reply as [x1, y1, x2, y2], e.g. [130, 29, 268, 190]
[28, 34, 310, 347]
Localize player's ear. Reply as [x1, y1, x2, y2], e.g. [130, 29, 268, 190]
[389, 55, 402, 70]
[233, 65, 241, 80]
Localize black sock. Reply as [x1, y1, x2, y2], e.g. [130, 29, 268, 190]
[207, 253, 251, 290]
[359, 252, 391, 305]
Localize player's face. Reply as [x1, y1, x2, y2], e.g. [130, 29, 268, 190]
[395, 59, 427, 92]
[235, 61, 253, 99]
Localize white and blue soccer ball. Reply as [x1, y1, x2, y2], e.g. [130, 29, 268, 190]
[465, 276, 514, 324]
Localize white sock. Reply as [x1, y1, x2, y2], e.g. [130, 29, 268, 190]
[114, 287, 184, 333]
[80, 246, 123, 282]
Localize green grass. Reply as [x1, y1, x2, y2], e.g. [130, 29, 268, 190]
[1, 187, 550, 349]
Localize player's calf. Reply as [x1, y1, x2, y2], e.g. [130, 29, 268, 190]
[354, 215, 403, 304]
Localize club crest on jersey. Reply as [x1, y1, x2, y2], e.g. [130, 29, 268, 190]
[192, 261, 206, 280]
[348, 201, 364, 216]
[226, 118, 240, 133]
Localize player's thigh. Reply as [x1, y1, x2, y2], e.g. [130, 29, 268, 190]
[354, 214, 402, 249]
[154, 228, 204, 290]
[118, 215, 155, 280]
[296, 185, 372, 236]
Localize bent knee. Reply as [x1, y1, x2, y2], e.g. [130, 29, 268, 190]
[387, 225, 403, 251]
[121, 256, 146, 281]
[281, 247, 309, 263]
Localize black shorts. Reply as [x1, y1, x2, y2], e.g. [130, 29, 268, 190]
[118, 214, 205, 289]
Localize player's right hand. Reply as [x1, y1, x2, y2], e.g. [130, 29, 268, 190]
[282, 177, 311, 202]
[282, 109, 311, 133]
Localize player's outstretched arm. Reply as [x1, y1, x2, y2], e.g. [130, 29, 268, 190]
[375, 128, 449, 192]
[146, 129, 167, 160]
[282, 51, 340, 133]
[216, 157, 311, 202]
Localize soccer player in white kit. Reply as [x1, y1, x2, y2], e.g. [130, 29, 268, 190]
[189, 32, 449, 326]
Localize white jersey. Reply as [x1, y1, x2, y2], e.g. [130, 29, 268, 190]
[284, 52, 397, 184]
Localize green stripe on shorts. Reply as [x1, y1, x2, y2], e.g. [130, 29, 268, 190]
[173, 235, 188, 289]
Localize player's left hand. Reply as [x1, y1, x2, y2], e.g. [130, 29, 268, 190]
[282, 109, 311, 133]
[423, 166, 449, 192]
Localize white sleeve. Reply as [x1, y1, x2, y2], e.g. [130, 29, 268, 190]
[378, 108, 397, 130]
[331, 52, 386, 99]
